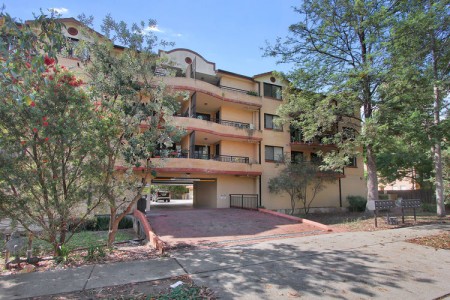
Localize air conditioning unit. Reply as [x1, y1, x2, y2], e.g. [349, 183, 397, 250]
[249, 124, 255, 130]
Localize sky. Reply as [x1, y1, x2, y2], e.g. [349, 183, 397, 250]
[1, 0, 300, 77]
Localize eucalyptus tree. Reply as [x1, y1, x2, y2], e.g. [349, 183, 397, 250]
[78, 14, 185, 245]
[380, 0, 449, 216]
[265, 0, 397, 202]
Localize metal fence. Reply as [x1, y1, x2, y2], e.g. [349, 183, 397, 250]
[380, 189, 435, 204]
[230, 194, 259, 210]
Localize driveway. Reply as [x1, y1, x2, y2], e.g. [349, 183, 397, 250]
[146, 208, 327, 248]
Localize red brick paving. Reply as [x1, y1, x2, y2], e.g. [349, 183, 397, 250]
[146, 208, 328, 249]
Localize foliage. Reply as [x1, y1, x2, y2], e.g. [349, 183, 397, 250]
[265, 0, 397, 202]
[0, 12, 105, 254]
[56, 244, 70, 263]
[152, 185, 189, 198]
[150, 283, 213, 300]
[347, 196, 367, 212]
[422, 203, 437, 213]
[95, 215, 134, 231]
[378, 0, 449, 216]
[84, 245, 106, 261]
[268, 158, 336, 215]
[76, 14, 186, 246]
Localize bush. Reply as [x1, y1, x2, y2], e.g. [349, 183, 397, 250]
[68, 218, 97, 232]
[95, 215, 134, 231]
[347, 196, 367, 212]
[422, 202, 436, 213]
[378, 194, 389, 200]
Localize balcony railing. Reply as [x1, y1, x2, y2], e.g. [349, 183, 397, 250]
[290, 134, 335, 145]
[152, 150, 251, 164]
[219, 85, 259, 97]
[190, 114, 252, 129]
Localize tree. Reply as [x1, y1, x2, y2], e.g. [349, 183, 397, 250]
[0, 14, 104, 253]
[268, 159, 335, 215]
[380, 0, 449, 216]
[78, 15, 185, 245]
[265, 0, 396, 203]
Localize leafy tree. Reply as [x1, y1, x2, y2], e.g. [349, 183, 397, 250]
[379, 0, 449, 216]
[77, 14, 185, 245]
[0, 14, 104, 254]
[268, 159, 336, 215]
[265, 0, 397, 202]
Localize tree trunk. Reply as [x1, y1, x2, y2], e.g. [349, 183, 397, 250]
[366, 144, 379, 202]
[107, 208, 118, 247]
[433, 143, 445, 217]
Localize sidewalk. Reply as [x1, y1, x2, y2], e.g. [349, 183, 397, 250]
[0, 224, 449, 299]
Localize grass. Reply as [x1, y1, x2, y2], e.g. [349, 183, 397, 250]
[1, 229, 136, 257]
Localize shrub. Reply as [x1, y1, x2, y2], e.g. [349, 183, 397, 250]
[56, 244, 71, 263]
[84, 245, 106, 262]
[422, 202, 436, 213]
[96, 215, 110, 231]
[95, 215, 134, 231]
[347, 196, 367, 212]
[378, 194, 389, 200]
[67, 218, 97, 232]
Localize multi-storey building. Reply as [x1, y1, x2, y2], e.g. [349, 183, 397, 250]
[42, 18, 368, 213]
[148, 49, 367, 212]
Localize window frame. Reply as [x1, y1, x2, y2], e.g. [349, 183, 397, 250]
[264, 114, 283, 131]
[263, 83, 282, 100]
[265, 146, 284, 162]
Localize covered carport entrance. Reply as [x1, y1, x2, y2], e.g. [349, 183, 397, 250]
[149, 177, 218, 209]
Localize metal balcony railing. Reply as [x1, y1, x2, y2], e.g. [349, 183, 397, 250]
[152, 150, 251, 164]
[190, 114, 252, 129]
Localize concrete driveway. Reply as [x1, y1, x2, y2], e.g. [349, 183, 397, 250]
[146, 207, 327, 249]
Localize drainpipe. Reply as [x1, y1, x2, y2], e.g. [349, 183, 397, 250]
[258, 108, 261, 130]
[339, 168, 344, 207]
[259, 175, 262, 207]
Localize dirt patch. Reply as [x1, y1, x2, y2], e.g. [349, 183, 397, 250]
[300, 211, 449, 232]
[1, 241, 160, 276]
[26, 275, 216, 299]
[406, 232, 450, 250]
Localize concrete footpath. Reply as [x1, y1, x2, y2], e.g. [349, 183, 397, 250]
[0, 224, 449, 299]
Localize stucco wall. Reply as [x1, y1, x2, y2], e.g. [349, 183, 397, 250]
[216, 176, 257, 208]
[193, 180, 217, 208]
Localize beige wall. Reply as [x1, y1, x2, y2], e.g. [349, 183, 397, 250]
[216, 176, 257, 208]
[219, 75, 258, 93]
[193, 181, 217, 208]
[220, 106, 254, 125]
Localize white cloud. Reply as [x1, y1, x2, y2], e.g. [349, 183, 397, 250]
[143, 25, 183, 39]
[49, 7, 69, 15]
[145, 25, 163, 33]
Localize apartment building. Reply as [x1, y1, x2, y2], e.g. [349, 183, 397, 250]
[53, 19, 368, 212]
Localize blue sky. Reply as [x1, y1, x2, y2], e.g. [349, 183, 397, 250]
[1, 0, 299, 76]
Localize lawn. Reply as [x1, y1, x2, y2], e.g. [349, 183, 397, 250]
[1, 229, 136, 257]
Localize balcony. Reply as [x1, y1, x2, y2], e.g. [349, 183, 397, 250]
[162, 77, 262, 108]
[149, 155, 262, 176]
[173, 116, 262, 142]
[153, 150, 250, 164]
[290, 134, 337, 150]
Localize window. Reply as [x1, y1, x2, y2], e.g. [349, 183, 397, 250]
[264, 114, 283, 131]
[290, 126, 303, 142]
[342, 127, 357, 141]
[265, 146, 283, 162]
[310, 153, 323, 165]
[263, 83, 282, 100]
[347, 156, 357, 168]
[291, 151, 304, 163]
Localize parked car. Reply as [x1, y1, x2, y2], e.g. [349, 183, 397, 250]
[153, 190, 171, 202]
